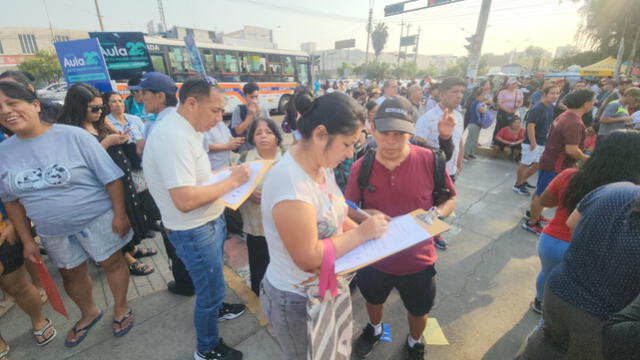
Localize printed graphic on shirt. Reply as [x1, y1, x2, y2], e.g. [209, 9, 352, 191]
[14, 164, 71, 191]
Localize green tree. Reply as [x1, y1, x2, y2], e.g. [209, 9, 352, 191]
[336, 62, 352, 78]
[570, 0, 640, 75]
[552, 50, 605, 70]
[371, 23, 389, 63]
[17, 51, 62, 85]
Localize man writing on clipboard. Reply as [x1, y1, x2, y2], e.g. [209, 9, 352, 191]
[344, 96, 456, 360]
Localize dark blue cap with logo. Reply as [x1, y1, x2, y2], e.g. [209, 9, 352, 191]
[129, 72, 177, 94]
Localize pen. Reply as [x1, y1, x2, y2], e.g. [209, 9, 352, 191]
[345, 200, 371, 219]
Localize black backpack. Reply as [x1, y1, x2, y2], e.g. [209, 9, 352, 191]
[356, 145, 450, 207]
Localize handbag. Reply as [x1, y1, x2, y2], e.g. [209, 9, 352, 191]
[305, 239, 354, 360]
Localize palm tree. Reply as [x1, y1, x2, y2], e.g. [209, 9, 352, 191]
[371, 23, 389, 63]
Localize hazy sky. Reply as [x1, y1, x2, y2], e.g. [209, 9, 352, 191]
[1, 0, 584, 56]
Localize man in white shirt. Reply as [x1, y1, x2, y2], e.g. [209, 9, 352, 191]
[415, 77, 466, 250]
[144, 77, 250, 360]
[375, 79, 399, 105]
[130, 72, 195, 296]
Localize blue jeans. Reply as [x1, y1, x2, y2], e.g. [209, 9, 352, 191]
[535, 232, 570, 302]
[167, 216, 226, 353]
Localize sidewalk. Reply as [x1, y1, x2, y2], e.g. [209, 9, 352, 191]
[4, 121, 543, 360]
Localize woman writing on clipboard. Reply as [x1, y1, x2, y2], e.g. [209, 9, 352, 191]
[260, 93, 389, 359]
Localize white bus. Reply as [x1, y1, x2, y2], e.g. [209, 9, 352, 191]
[126, 36, 311, 114]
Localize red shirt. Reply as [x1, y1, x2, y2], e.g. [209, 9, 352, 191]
[495, 127, 525, 143]
[583, 134, 596, 151]
[539, 111, 585, 173]
[542, 168, 577, 242]
[344, 145, 456, 275]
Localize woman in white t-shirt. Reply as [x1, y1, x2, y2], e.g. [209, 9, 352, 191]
[260, 93, 389, 359]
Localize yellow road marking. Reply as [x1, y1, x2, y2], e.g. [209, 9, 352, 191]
[223, 266, 268, 327]
[423, 317, 449, 345]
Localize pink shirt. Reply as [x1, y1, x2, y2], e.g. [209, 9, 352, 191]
[498, 89, 524, 113]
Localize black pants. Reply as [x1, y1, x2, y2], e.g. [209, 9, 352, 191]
[492, 109, 514, 145]
[162, 228, 194, 293]
[246, 234, 270, 295]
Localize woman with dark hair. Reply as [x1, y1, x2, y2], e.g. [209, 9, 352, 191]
[260, 93, 389, 359]
[0, 81, 134, 346]
[238, 118, 283, 295]
[59, 83, 154, 277]
[529, 130, 640, 314]
[517, 179, 640, 360]
[284, 87, 314, 144]
[0, 71, 62, 124]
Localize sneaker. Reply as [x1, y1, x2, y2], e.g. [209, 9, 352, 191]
[513, 184, 530, 196]
[521, 221, 543, 235]
[434, 236, 448, 250]
[194, 339, 243, 360]
[406, 341, 426, 360]
[218, 303, 246, 321]
[354, 323, 383, 358]
[524, 181, 536, 189]
[530, 298, 543, 314]
[523, 210, 551, 224]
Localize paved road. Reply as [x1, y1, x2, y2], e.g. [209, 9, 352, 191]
[4, 124, 547, 360]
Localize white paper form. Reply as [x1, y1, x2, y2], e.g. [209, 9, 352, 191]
[335, 212, 436, 274]
[201, 160, 273, 210]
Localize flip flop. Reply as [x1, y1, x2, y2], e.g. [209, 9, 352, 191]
[0, 344, 9, 360]
[132, 247, 158, 258]
[33, 319, 56, 346]
[129, 260, 155, 276]
[64, 311, 103, 348]
[113, 309, 134, 337]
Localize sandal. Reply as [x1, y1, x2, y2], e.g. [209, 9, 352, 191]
[64, 311, 103, 348]
[0, 344, 9, 360]
[132, 247, 158, 258]
[129, 260, 155, 276]
[113, 309, 134, 337]
[33, 319, 56, 346]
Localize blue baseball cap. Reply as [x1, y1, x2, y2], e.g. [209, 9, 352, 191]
[129, 72, 177, 94]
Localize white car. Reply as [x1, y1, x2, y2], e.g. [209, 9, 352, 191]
[37, 83, 67, 98]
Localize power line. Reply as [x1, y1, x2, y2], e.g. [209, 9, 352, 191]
[230, 0, 368, 23]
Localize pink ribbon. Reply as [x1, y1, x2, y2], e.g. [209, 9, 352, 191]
[318, 238, 338, 301]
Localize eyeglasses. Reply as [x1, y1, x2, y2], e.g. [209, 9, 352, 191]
[88, 105, 106, 113]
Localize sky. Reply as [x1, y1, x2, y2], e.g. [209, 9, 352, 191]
[0, 0, 585, 57]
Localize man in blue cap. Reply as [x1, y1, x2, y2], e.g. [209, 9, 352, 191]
[128, 72, 178, 139]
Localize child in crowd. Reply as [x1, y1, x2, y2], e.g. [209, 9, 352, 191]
[583, 124, 598, 155]
[494, 117, 525, 160]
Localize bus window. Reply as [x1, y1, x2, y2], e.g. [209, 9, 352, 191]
[239, 53, 267, 74]
[214, 50, 240, 74]
[202, 49, 216, 75]
[297, 62, 310, 86]
[283, 56, 295, 82]
[168, 46, 193, 73]
[150, 54, 167, 74]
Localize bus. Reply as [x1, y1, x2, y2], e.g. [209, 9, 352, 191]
[116, 36, 312, 114]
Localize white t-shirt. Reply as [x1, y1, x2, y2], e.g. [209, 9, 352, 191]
[261, 151, 347, 296]
[203, 121, 233, 171]
[143, 111, 224, 231]
[416, 105, 464, 176]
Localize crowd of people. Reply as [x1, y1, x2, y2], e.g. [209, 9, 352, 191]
[0, 67, 638, 360]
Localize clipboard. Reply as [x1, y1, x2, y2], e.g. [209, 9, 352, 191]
[335, 209, 450, 275]
[202, 160, 274, 210]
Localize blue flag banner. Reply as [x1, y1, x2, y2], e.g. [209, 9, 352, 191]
[184, 34, 207, 76]
[89, 32, 154, 80]
[54, 38, 113, 92]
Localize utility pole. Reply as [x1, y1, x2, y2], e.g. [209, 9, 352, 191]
[397, 20, 404, 68]
[364, 3, 373, 79]
[465, 0, 492, 79]
[93, 0, 105, 31]
[157, 0, 168, 33]
[42, 0, 55, 40]
[404, 23, 412, 65]
[614, 14, 628, 80]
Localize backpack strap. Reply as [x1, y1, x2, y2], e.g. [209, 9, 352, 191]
[230, 104, 248, 137]
[431, 149, 450, 206]
[356, 149, 376, 206]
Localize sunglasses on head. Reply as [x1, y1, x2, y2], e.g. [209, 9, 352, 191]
[88, 105, 106, 113]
